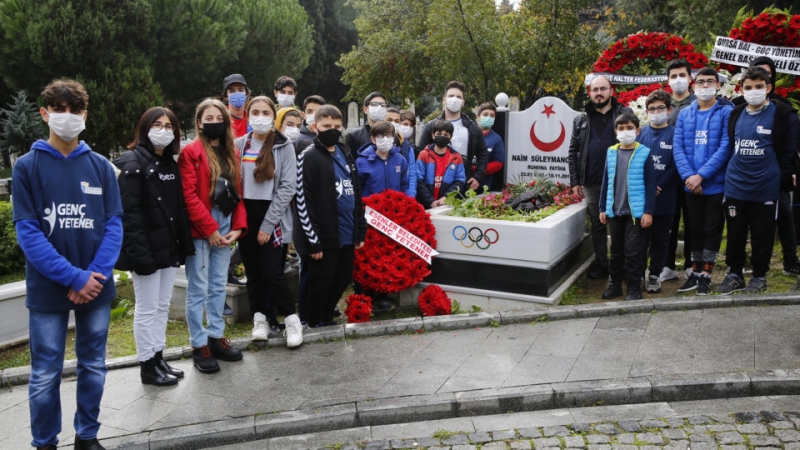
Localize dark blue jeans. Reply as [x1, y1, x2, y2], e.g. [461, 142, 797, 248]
[647, 214, 673, 276]
[28, 302, 111, 447]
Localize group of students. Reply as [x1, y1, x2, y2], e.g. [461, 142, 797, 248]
[575, 57, 800, 301]
[11, 75, 507, 450]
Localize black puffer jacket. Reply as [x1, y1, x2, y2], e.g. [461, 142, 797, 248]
[114, 146, 195, 275]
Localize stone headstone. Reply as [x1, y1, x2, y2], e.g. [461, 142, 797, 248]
[347, 102, 359, 130]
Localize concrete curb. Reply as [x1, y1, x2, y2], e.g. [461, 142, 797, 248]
[89, 368, 800, 449]
[3, 293, 800, 388]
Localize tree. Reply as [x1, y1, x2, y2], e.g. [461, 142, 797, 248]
[0, 90, 41, 167]
[669, 0, 748, 46]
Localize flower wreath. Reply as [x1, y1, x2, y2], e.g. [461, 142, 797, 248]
[591, 31, 709, 106]
[353, 190, 437, 294]
[418, 284, 451, 317]
[346, 294, 372, 323]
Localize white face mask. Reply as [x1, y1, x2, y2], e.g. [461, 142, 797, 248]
[445, 97, 463, 113]
[399, 124, 414, 139]
[390, 122, 402, 133]
[367, 105, 386, 122]
[695, 87, 717, 101]
[648, 111, 669, 126]
[375, 136, 393, 152]
[47, 111, 85, 142]
[616, 130, 637, 146]
[148, 128, 174, 150]
[249, 116, 273, 134]
[277, 93, 295, 107]
[283, 126, 300, 142]
[743, 89, 768, 106]
[305, 113, 315, 126]
[669, 77, 690, 95]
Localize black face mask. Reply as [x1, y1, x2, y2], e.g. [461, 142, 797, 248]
[202, 122, 227, 140]
[433, 135, 451, 148]
[317, 128, 342, 147]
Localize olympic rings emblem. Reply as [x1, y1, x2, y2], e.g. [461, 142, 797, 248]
[452, 225, 500, 250]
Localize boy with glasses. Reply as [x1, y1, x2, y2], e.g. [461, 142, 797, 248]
[346, 92, 389, 151]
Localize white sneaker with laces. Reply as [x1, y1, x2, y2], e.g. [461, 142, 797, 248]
[284, 314, 304, 348]
[252, 312, 269, 341]
[658, 267, 678, 282]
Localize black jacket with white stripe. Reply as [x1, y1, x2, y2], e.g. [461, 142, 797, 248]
[293, 140, 367, 255]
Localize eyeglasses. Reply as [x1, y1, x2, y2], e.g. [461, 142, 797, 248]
[151, 122, 174, 131]
[695, 79, 717, 87]
[646, 106, 668, 113]
[369, 102, 387, 108]
[591, 86, 610, 93]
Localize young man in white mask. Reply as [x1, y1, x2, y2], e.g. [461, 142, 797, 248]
[666, 59, 695, 126]
[300, 95, 326, 142]
[345, 91, 388, 152]
[673, 68, 733, 295]
[417, 80, 488, 193]
[273, 76, 298, 110]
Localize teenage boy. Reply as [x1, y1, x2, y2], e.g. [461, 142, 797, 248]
[418, 81, 488, 193]
[476, 102, 506, 191]
[638, 90, 678, 293]
[355, 120, 409, 197]
[13, 79, 123, 450]
[716, 67, 799, 294]
[294, 105, 366, 327]
[399, 109, 419, 155]
[223, 73, 250, 138]
[274, 75, 298, 109]
[385, 107, 417, 198]
[599, 113, 655, 300]
[300, 95, 326, 141]
[416, 119, 467, 209]
[345, 91, 388, 151]
[673, 68, 733, 295]
[666, 59, 696, 126]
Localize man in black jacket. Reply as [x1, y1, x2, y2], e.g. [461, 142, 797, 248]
[568, 76, 632, 279]
[418, 80, 488, 192]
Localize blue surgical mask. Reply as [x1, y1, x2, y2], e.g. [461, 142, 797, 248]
[228, 92, 247, 109]
[479, 116, 495, 128]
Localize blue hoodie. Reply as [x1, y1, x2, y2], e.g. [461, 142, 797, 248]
[355, 143, 410, 198]
[673, 100, 733, 195]
[12, 140, 123, 311]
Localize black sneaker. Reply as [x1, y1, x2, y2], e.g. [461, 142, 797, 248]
[697, 274, 712, 295]
[373, 298, 396, 312]
[601, 283, 623, 299]
[716, 273, 745, 295]
[645, 275, 662, 293]
[227, 274, 246, 286]
[208, 337, 243, 362]
[74, 436, 106, 450]
[192, 346, 220, 374]
[783, 264, 800, 276]
[677, 273, 698, 293]
[625, 284, 643, 300]
[587, 261, 609, 280]
[744, 277, 767, 294]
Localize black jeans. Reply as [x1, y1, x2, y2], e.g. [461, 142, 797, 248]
[647, 214, 673, 276]
[685, 192, 725, 265]
[298, 253, 311, 324]
[778, 191, 798, 267]
[725, 198, 777, 278]
[666, 187, 692, 270]
[306, 245, 355, 326]
[583, 185, 609, 264]
[239, 199, 295, 318]
[608, 215, 649, 286]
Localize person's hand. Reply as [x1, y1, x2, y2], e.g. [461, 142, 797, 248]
[257, 231, 271, 245]
[208, 230, 224, 247]
[431, 198, 446, 208]
[656, 186, 662, 196]
[685, 174, 703, 194]
[599, 212, 607, 225]
[220, 229, 243, 247]
[641, 213, 653, 228]
[310, 252, 323, 260]
[69, 272, 106, 304]
[356, 241, 364, 250]
[467, 178, 480, 190]
[572, 185, 583, 197]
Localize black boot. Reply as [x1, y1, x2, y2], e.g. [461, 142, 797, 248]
[155, 350, 184, 379]
[192, 346, 220, 374]
[140, 357, 178, 386]
[208, 337, 243, 361]
[587, 261, 609, 280]
[602, 283, 623, 299]
[625, 282, 643, 301]
[74, 437, 106, 450]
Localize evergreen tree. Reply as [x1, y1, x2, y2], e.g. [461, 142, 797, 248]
[0, 91, 42, 167]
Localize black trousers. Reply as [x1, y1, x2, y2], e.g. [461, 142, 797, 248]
[666, 188, 692, 270]
[306, 245, 355, 326]
[778, 191, 798, 266]
[725, 198, 777, 278]
[685, 192, 725, 265]
[239, 199, 295, 318]
[584, 185, 609, 264]
[647, 214, 672, 276]
[608, 215, 649, 286]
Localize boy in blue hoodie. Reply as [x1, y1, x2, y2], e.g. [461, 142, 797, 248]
[12, 79, 123, 450]
[599, 112, 656, 301]
[638, 90, 678, 293]
[355, 120, 410, 197]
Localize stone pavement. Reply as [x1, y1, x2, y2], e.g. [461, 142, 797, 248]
[1, 301, 800, 449]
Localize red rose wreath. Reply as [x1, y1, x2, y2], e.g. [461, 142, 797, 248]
[345, 294, 372, 323]
[418, 284, 451, 316]
[353, 190, 437, 294]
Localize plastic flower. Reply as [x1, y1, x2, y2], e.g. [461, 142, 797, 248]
[346, 294, 373, 323]
[418, 284, 451, 316]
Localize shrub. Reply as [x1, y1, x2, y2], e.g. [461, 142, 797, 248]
[0, 201, 25, 276]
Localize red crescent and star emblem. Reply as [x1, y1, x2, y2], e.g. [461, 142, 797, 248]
[530, 104, 566, 152]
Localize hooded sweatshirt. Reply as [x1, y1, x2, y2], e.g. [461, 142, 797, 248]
[355, 142, 410, 198]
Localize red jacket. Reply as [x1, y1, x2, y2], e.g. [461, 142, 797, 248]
[178, 140, 247, 239]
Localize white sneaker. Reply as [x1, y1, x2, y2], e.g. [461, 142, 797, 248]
[658, 267, 678, 282]
[284, 314, 303, 348]
[252, 312, 269, 341]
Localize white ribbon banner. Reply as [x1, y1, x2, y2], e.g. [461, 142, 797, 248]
[364, 206, 439, 264]
[710, 36, 800, 75]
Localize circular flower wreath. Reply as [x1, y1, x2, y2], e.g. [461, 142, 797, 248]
[418, 284, 451, 317]
[592, 31, 709, 106]
[346, 294, 372, 323]
[353, 190, 437, 294]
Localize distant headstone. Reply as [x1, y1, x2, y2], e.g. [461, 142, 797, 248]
[347, 102, 359, 130]
[509, 97, 520, 112]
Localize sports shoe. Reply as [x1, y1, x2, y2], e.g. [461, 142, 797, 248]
[625, 284, 643, 300]
[716, 273, 745, 295]
[645, 275, 662, 293]
[658, 267, 678, 282]
[227, 274, 246, 286]
[284, 314, 304, 348]
[601, 283, 623, 300]
[208, 337, 243, 362]
[252, 312, 269, 341]
[192, 346, 220, 374]
[267, 319, 283, 338]
[782, 264, 800, 276]
[677, 273, 698, 292]
[684, 267, 694, 279]
[223, 303, 234, 316]
[587, 261, 609, 280]
[696, 274, 712, 295]
[744, 277, 767, 294]
[373, 298, 396, 312]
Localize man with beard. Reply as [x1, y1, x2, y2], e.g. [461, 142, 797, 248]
[569, 76, 632, 280]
